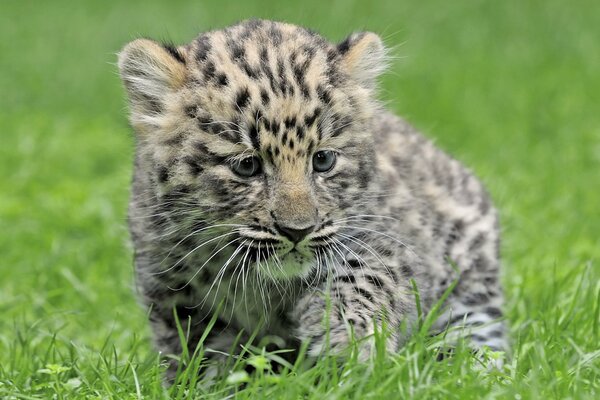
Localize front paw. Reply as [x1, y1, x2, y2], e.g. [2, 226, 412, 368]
[293, 293, 370, 358]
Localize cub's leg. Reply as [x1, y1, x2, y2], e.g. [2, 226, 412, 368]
[435, 282, 507, 354]
[433, 215, 508, 357]
[293, 248, 423, 359]
[147, 303, 242, 382]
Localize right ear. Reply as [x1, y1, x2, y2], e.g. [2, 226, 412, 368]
[117, 39, 187, 124]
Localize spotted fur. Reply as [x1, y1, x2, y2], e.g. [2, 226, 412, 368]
[118, 19, 506, 378]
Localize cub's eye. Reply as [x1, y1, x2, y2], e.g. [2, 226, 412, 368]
[312, 150, 337, 173]
[231, 156, 262, 177]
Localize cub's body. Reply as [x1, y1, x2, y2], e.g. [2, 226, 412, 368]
[119, 20, 506, 378]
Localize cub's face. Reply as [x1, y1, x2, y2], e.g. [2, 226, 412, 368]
[119, 20, 386, 279]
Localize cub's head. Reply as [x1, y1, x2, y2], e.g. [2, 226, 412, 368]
[118, 20, 387, 279]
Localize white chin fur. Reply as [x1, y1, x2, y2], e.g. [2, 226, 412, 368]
[257, 251, 314, 280]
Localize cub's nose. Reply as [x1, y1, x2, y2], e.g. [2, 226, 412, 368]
[274, 224, 315, 244]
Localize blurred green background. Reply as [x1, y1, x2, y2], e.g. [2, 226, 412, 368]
[1, 0, 599, 397]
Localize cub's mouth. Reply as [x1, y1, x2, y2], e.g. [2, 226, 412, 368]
[229, 220, 338, 280]
[259, 249, 316, 280]
[237, 240, 316, 280]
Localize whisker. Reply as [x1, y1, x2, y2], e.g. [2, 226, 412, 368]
[336, 232, 396, 283]
[227, 243, 251, 323]
[158, 223, 245, 266]
[336, 224, 420, 260]
[152, 230, 238, 276]
[334, 214, 403, 224]
[168, 237, 241, 291]
[196, 240, 247, 312]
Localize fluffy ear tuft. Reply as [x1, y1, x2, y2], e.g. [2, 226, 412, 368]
[117, 39, 187, 119]
[338, 32, 387, 89]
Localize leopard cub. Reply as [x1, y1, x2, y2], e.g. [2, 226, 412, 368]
[118, 19, 506, 377]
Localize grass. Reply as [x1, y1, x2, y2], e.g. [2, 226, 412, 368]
[1, 0, 599, 398]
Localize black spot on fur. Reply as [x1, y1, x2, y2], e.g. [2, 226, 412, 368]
[484, 275, 497, 285]
[292, 58, 311, 98]
[162, 43, 185, 64]
[248, 124, 260, 150]
[137, 92, 163, 114]
[317, 85, 332, 104]
[175, 304, 195, 321]
[444, 220, 464, 256]
[183, 156, 203, 176]
[260, 59, 277, 94]
[357, 161, 371, 189]
[259, 46, 269, 64]
[326, 64, 344, 87]
[265, 146, 274, 164]
[337, 37, 352, 54]
[471, 334, 488, 343]
[306, 139, 315, 155]
[268, 119, 280, 134]
[157, 166, 169, 183]
[463, 292, 489, 306]
[260, 89, 270, 105]
[304, 107, 321, 128]
[203, 61, 216, 81]
[284, 116, 297, 129]
[193, 141, 227, 164]
[484, 306, 503, 319]
[468, 233, 487, 253]
[449, 313, 469, 326]
[241, 61, 260, 79]
[400, 264, 414, 277]
[216, 73, 229, 87]
[487, 329, 504, 339]
[230, 43, 245, 60]
[185, 106, 198, 120]
[356, 287, 374, 303]
[471, 255, 490, 272]
[364, 274, 384, 289]
[201, 120, 222, 135]
[300, 85, 310, 98]
[195, 36, 211, 62]
[235, 87, 251, 110]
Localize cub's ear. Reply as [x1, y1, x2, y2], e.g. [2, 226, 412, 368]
[338, 32, 387, 89]
[117, 39, 187, 121]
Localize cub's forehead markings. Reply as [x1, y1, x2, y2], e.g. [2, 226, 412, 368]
[284, 116, 297, 129]
[181, 26, 358, 155]
[185, 107, 243, 144]
[304, 107, 322, 128]
[248, 123, 260, 150]
[203, 61, 216, 81]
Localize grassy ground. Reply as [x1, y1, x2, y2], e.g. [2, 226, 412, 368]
[1, 0, 599, 398]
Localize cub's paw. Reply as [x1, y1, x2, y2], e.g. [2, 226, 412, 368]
[292, 293, 372, 359]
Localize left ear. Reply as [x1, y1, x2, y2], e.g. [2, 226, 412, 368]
[338, 32, 387, 89]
